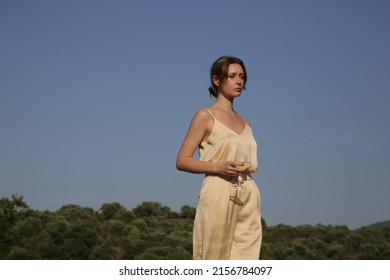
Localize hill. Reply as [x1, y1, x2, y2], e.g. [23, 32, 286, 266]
[363, 220, 390, 229]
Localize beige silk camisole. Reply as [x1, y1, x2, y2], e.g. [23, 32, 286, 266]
[199, 109, 258, 173]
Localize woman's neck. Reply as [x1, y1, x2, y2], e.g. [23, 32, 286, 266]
[214, 96, 234, 113]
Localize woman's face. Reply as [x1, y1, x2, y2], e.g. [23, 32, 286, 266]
[215, 63, 245, 98]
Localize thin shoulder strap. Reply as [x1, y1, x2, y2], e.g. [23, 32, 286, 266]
[205, 108, 215, 120]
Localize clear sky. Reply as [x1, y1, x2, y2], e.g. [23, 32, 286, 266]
[1, 0, 389, 229]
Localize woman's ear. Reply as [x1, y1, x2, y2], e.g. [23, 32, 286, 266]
[212, 75, 220, 87]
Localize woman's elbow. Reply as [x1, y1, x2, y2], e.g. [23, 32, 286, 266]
[176, 158, 185, 171]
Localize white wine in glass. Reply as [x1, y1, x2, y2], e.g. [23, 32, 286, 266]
[234, 150, 251, 174]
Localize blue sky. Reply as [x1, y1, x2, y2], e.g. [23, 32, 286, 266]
[1, 0, 389, 229]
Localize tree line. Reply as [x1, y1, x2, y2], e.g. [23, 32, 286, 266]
[1, 194, 389, 259]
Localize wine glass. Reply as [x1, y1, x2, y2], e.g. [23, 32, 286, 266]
[234, 150, 249, 183]
[229, 150, 250, 206]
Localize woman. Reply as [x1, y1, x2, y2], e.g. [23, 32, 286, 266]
[176, 55, 262, 260]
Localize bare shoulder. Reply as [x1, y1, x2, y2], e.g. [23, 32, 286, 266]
[193, 108, 213, 123]
[195, 107, 212, 117]
[190, 107, 213, 132]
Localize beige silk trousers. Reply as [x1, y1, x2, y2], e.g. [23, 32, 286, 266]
[193, 175, 262, 260]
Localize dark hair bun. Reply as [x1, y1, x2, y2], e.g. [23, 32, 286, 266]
[208, 87, 217, 98]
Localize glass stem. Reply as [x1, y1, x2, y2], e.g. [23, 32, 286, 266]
[237, 172, 242, 189]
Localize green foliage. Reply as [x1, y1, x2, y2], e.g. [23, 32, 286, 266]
[99, 202, 135, 222]
[1, 194, 389, 260]
[261, 223, 390, 260]
[180, 205, 196, 219]
[132, 201, 175, 218]
[0, 194, 29, 258]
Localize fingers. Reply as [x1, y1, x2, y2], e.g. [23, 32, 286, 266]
[216, 161, 250, 177]
[227, 162, 242, 176]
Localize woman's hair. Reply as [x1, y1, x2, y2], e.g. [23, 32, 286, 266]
[208, 55, 247, 98]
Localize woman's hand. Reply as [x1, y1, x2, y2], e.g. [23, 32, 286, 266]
[213, 161, 249, 178]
